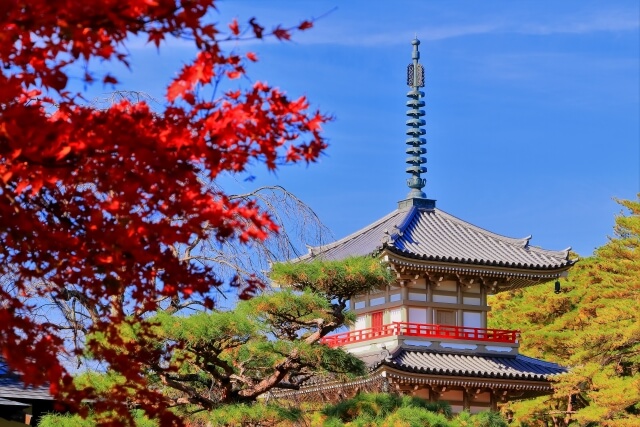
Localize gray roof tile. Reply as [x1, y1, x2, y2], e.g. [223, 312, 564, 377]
[0, 397, 30, 406]
[300, 206, 572, 271]
[0, 377, 52, 401]
[0, 360, 53, 401]
[382, 349, 565, 380]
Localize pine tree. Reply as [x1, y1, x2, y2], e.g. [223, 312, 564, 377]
[489, 197, 640, 426]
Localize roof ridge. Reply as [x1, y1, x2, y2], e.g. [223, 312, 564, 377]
[392, 206, 419, 240]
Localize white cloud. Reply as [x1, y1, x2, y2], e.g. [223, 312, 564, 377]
[289, 7, 639, 47]
[516, 9, 639, 35]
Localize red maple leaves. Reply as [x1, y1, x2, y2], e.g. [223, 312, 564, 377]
[0, 1, 324, 425]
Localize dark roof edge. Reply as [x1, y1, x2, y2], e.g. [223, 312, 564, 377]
[383, 245, 575, 272]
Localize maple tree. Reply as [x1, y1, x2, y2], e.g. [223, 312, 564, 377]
[0, 1, 328, 425]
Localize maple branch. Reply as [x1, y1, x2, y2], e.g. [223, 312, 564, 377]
[56, 287, 102, 326]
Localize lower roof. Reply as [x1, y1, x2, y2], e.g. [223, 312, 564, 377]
[0, 377, 53, 401]
[377, 348, 566, 381]
[0, 360, 53, 401]
[0, 397, 30, 406]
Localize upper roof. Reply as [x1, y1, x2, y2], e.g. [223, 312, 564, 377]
[299, 206, 573, 272]
[378, 348, 566, 381]
[292, 38, 574, 284]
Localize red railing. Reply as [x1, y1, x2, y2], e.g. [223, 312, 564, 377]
[321, 322, 519, 348]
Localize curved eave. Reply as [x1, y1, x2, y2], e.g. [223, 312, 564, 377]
[376, 366, 556, 392]
[372, 350, 566, 384]
[378, 361, 552, 381]
[381, 245, 575, 272]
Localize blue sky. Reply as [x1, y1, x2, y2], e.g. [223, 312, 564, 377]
[80, 1, 639, 257]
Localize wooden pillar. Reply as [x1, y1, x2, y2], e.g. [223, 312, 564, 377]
[426, 281, 433, 323]
[490, 390, 498, 411]
[463, 388, 471, 411]
[430, 385, 445, 403]
[456, 280, 463, 326]
[490, 389, 508, 411]
[400, 280, 408, 300]
[480, 283, 487, 328]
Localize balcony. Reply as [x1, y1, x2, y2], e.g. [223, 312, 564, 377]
[321, 322, 519, 348]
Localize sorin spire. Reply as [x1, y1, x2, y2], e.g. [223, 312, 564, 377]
[405, 38, 427, 199]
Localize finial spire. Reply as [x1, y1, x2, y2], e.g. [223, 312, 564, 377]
[405, 38, 427, 199]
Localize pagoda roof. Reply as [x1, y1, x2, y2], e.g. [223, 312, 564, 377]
[269, 349, 565, 400]
[0, 377, 52, 401]
[0, 359, 52, 401]
[377, 348, 565, 381]
[0, 397, 30, 406]
[299, 205, 573, 273]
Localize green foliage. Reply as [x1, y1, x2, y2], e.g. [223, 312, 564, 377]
[191, 403, 302, 426]
[490, 196, 640, 426]
[380, 406, 451, 427]
[137, 277, 370, 410]
[270, 256, 394, 301]
[39, 413, 95, 427]
[313, 393, 506, 426]
[151, 288, 366, 388]
[464, 410, 509, 427]
[61, 259, 377, 423]
[39, 410, 157, 427]
[323, 393, 407, 420]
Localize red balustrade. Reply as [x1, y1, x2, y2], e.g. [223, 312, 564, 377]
[321, 322, 519, 348]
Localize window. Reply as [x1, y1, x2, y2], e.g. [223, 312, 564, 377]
[370, 297, 385, 306]
[408, 307, 427, 324]
[436, 310, 456, 326]
[463, 311, 482, 328]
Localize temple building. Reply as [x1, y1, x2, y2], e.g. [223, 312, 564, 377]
[275, 38, 575, 414]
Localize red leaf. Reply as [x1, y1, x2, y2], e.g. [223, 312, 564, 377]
[249, 18, 264, 38]
[229, 18, 240, 36]
[15, 180, 28, 194]
[148, 31, 164, 48]
[246, 52, 258, 62]
[273, 26, 291, 41]
[298, 20, 313, 31]
[103, 74, 118, 85]
[56, 146, 71, 160]
[167, 80, 188, 102]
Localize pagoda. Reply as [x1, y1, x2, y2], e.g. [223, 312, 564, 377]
[275, 38, 575, 414]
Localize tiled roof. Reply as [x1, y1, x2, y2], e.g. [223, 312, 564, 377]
[379, 349, 565, 381]
[303, 209, 407, 260]
[0, 378, 52, 401]
[0, 397, 29, 406]
[299, 206, 572, 271]
[0, 360, 52, 401]
[0, 377, 52, 401]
